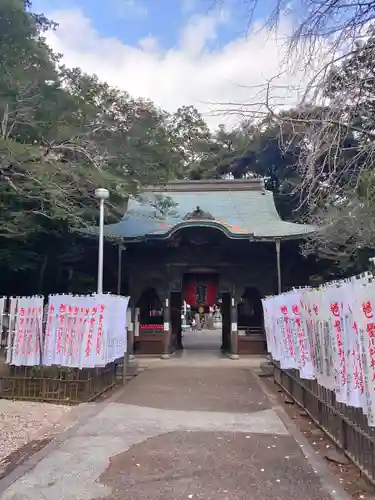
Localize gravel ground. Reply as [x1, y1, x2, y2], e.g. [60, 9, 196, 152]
[0, 400, 72, 464]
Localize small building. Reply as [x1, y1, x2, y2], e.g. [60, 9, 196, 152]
[101, 179, 315, 357]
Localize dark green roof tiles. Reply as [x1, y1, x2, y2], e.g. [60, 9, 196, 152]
[97, 179, 316, 241]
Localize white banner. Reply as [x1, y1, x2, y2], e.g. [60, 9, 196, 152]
[0, 297, 6, 347]
[5, 294, 130, 369]
[263, 274, 375, 427]
[44, 294, 130, 368]
[8, 296, 44, 366]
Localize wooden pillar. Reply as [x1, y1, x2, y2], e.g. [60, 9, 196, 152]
[117, 243, 125, 295]
[127, 304, 135, 359]
[230, 294, 239, 360]
[275, 238, 282, 294]
[161, 295, 171, 359]
[124, 303, 138, 378]
[220, 292, 230, 352]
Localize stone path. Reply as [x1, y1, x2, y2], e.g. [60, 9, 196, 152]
[0, 365, 348, 500]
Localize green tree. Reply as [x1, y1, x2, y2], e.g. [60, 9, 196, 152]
[170, 105, 211, 178]
[0, 0, 185, 294]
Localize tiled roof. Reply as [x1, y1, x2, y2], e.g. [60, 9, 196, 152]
[93, 180, 316, 241]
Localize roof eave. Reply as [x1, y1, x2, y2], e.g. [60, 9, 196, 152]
[77, 221, 317, 243]
[252, 230, 317, 242]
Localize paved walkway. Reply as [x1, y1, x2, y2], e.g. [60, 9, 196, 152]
[0, 364, 346, 500]
[182, 328, 222, 351]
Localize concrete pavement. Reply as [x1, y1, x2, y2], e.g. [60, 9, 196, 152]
[181, 327, 222, 351]
[137, 328, 266, 369]
[0, 361, 348, 500]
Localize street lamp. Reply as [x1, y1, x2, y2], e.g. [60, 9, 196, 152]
[95, 188, 109, 294]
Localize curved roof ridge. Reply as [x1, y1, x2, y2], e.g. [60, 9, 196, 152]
[143, 178, 265, 193]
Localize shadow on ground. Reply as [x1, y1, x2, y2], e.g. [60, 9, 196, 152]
[115, 368, 270, 413]
[99, 431, 332, 500]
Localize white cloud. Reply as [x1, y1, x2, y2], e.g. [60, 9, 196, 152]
[180, 10, 228, 55]
[139, 35, 159, 52]
[44, 7, 310, 128]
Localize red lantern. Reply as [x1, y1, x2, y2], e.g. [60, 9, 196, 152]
[206, 278, 217, 306]
[183, 274, 217, 308]
[183, 276, 196, 307]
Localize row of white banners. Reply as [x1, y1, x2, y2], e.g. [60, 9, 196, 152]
[262, 274, 375, 426]
[2, 294, 129, 368]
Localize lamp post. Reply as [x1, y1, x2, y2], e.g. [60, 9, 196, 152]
[275, 238, 281, 294]
[95, 188, 109, 294]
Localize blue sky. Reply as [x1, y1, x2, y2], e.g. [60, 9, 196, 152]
[32, 0, 273, 51]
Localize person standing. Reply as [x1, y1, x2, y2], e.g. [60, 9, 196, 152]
[195, 311, 201, 330]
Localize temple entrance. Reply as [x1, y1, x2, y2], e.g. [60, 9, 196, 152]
[103, 178, 313, 357]
[170, 273, 231, 353]
[132, 283, 264, 356]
